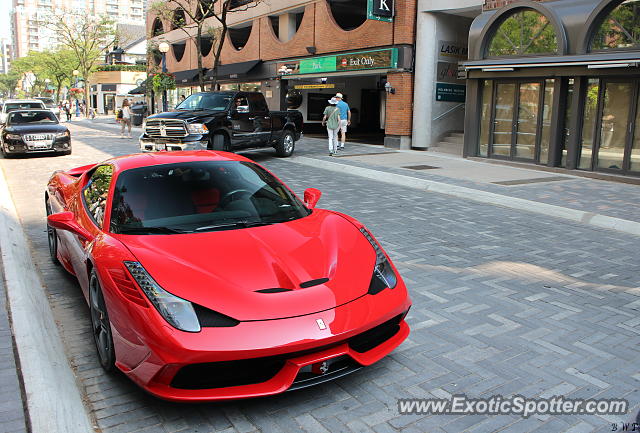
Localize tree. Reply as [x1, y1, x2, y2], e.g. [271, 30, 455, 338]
[43, 11, 116, 115]
[10, 50, 78, 100]
[0, 73, 19, 98]
[150, 0, 262, 91]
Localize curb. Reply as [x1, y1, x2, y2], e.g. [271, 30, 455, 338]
[290, 156, 640, 237]
[0, 165, 94, 432]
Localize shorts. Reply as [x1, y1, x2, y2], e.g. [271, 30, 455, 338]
[339, 119, 348, 133]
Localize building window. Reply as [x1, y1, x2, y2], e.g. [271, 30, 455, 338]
[327, 0, 367, 31]
[486, 9, 558, 57]
[172, 42, 186, 62]
[151, 18, 164, 36]
[229, 0, 254, 10]
[171, 8, 187, 30]
[228, 22, 252, 50]
[591, 0, 640, 51]
[200, 36, 213, 56]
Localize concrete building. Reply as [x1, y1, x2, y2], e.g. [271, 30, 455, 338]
[0, 39, 11, 74]
[462, 0, 640, 178]
[147, 0, 417, 148]
[11, 0, 147, 58]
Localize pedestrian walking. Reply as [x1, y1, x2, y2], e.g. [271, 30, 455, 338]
[322, 97, 341, 156]
[63, 101, 71, 122]
[334, 93, 351, 150]
[118, 99, 132, 138]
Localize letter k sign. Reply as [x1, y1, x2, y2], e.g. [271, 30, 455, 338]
[373, 0, 393, 17]
[379, 0, 390, 11]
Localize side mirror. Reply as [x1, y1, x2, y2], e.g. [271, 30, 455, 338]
[304, 188, 322, 209]
[47, 211, 94, 241]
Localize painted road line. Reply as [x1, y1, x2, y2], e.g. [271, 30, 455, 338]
[0, 164, 94, 433]
[291, 156, 640, 237]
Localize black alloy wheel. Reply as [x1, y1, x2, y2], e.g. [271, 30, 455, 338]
[89, 270, 116, 372]
[45, 197, 60, 265]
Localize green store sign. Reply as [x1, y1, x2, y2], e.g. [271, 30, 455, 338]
[279, 48, 398, 76]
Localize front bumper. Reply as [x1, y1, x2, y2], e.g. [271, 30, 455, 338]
[105, 268, 411, 401]
[139, 134, 208, 152]
[3, 137, 71, 154]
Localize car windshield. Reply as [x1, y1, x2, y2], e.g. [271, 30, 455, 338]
[110, 161, 311, 235]
[8, 111, 58, 124]
[175, 94, 233, 111]
[5, 103, 44, 112]
[36, 98, 55, 106]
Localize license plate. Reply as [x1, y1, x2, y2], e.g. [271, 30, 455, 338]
[26, 140, 53, 149]
[25, 134, 48, 141]
[154, 143, 166, 151]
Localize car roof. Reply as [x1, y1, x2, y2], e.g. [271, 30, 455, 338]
[4, 99, 46, 104]
[102, 151, 255, 172]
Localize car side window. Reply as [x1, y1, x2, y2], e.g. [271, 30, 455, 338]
[83, 165, 114, 228]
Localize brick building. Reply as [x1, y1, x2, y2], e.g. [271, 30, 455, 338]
[461, 0, 640, 178]
[147, 0, 416, 148]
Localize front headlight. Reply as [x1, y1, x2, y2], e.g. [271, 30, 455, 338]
[360, 227, 398, 294]
[55, 131, 70, 138]
[124, 261, 201, 332]
[187, 123, 208, 134]
[6, 134, 21, 140]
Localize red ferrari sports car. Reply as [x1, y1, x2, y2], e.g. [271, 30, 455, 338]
[45, 151, 411, 401]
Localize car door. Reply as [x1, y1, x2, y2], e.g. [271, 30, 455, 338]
[71, 165, 114, 296]
[247, 93, 272, 145]
[229, 94, 254, 147]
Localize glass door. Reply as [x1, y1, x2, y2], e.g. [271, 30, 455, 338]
[596, 81, 633, 171]
[585, 79, 640, 175]
[491, 83, 516, 158]
[488, 80, 548, 163]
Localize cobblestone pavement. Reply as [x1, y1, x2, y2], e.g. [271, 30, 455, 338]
[0, 123, 639, 433]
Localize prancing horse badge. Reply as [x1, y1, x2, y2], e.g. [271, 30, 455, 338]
[316, 318, 327, 330]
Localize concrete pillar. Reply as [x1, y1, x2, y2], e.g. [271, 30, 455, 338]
[278, 13, 297, 42]
[411, 11, 438, 149]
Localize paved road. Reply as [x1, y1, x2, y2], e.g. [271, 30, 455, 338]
[1, 123, 639, 433]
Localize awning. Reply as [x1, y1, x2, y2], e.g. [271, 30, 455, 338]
[205, 60, 261, 81]
[463, 52, 640, 71]
[173, 69, 205, 86]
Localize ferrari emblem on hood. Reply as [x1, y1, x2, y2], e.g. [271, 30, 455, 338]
[316, 318, 327, 330]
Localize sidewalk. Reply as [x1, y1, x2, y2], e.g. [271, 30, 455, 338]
[287, 138, 640, 236]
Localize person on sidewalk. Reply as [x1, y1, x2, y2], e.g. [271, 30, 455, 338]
[334, 92, 351, 150]
[119, 99, 132, 138]
[322, 98, 341, 156]
[63, 102, 71, 122]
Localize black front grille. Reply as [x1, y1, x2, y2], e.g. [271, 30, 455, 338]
[171, 357, 286, 390]
[348, 314, 402, 353]
[145, 119, 188, 138]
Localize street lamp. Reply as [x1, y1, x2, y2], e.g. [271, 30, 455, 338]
[158, 42, 170, 112]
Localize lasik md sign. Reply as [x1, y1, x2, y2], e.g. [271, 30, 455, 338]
[367, 0, 394, 22]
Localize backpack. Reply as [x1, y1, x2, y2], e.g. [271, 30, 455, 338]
[116, 109, 123, 119]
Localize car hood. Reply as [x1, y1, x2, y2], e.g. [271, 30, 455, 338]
[118, 210, 375, 321]
[7, 124, 67, 134]
[148, 111, 225, 123]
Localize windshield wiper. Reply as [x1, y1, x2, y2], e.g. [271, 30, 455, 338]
[195, 219, 278, 232]
[118, 226, 191, 235]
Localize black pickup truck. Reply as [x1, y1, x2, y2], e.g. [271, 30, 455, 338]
[139, 91, 303, 157]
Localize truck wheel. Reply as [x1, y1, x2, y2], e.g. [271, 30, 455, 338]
[276, 130, 295, 157]
[210, 133, 229, 152]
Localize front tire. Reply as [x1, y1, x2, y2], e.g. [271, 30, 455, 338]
[45, 197, 60, 266]
[89, 270, 116, 372]
[276, 130, 295, 157]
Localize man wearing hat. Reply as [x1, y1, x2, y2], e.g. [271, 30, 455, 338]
[334, 93, 351, 150]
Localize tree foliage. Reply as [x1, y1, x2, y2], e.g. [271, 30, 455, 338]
[487, 10, 558, 57]
[150, 0, 262, 91]
[42, 11, 116, 113]
[0, 73, 20, 98]
[592, 0, 640, 50]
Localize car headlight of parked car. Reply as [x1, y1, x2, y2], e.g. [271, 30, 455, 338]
[187, 123, 208, 134]
[124, 261, 201, 332]
[360, 227, 398, 294]
[6, 134, 22, 140]
[56, 131, 70, 138]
